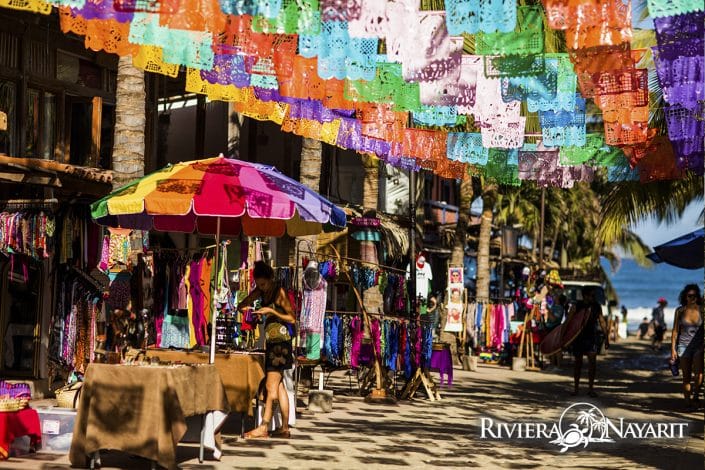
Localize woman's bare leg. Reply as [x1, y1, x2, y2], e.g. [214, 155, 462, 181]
[277, 381, 290, 432]
[247, 371, 282, 437]
[681, 357, 693, 404]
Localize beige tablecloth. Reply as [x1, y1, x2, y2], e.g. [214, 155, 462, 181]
[69, 363, 229, 470]
[143, 349, 265, 415]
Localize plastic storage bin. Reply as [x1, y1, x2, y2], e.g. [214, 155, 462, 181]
[36, 407, 76, 453]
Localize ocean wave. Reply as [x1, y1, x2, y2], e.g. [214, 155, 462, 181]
[618, 306, 677, 332]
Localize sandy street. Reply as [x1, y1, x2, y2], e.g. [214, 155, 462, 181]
[2, 336, 702, 469]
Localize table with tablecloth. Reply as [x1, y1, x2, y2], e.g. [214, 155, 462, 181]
[143, 349, 265, 415]
[430, 343, 453, 387]
[0, 408, 41, 459]
[69, 363, 230, 470]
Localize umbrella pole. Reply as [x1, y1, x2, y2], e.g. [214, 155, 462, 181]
[209, 217, 221, 365]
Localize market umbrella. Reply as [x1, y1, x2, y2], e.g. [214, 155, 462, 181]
[647, 228, 704, 270]
[91, 155, 347, 362]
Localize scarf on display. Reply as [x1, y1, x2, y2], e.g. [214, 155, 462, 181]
[0, 211, 54, 259]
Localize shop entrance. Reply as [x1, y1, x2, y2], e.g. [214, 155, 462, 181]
[0, 256, 42, 377]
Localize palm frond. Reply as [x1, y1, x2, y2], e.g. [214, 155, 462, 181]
[598, 173, 704, 248]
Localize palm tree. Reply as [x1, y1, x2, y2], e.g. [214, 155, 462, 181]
[360, 153, 380, 263]
[361, 153, 382, 309]
[598, 174, 704, 253]
[300, 137, 323, 192]
[475, 181, 498, 300]
[450, 173, 474, 267]
[295, 137, 323, 263]
[112, 57, 146, 188]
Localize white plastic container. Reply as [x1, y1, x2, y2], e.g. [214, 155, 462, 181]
[36, 407, 76, 453]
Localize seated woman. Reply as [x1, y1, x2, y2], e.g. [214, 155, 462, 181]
[237, 261, 296, 439]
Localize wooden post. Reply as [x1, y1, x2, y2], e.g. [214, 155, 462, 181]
[330, 246, 387, 396]
[90, 96, 102, 167]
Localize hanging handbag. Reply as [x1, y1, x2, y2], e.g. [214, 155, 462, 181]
[55, 381, 83, 409]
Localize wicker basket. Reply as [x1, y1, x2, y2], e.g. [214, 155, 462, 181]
[0, 398, 29, 412]
[55, 382, 83, 409]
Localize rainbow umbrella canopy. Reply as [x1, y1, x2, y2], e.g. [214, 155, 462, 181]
[90, 155, 347, 236]
[92, 155, 346, 363]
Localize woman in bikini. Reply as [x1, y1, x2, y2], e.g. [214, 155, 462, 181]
[238, 261, 296, 438]
[671, 284, 704, 410]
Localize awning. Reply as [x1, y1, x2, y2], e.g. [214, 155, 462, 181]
[0, 155, 113, 197]
[647, 229, 704, 270]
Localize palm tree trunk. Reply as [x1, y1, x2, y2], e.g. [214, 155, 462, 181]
[112, 57, 145, 188]
[361, 154, 379, 264]
[450, 174, 473, 267]
[476, 185, 497, 301]
[548, 225, 560, 265]
[293, 137, 323, 264]
[361, 154, 379, 212]
[300, 137, 322, 192]
[227, 104, 244, 158]
[360, 154, 382, 311]
[445, 174, 473, 356]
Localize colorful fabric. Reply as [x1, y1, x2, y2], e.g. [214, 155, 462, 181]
[91, 156, 346, 236]
[0, 408, 42, 459]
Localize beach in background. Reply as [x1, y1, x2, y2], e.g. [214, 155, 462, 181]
[603, 258, 703, 334]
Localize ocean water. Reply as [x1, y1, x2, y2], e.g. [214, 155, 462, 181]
[602, 258, 704, 333]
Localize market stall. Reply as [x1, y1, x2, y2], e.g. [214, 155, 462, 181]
[90, 154, 347, 362]
[70, 155, 347, 457]
[69, 363, 229, 470]
[142, 349, 264, 415]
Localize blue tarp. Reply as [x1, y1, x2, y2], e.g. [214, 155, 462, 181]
[647, 228, 704, 269]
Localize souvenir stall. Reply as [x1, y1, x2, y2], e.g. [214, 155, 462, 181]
[294, 243, 439, 401]
[0, 200, 111, 384]
[68, 155, 346, 465]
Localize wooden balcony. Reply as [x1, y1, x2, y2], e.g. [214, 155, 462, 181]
[424, 200, 459, 225]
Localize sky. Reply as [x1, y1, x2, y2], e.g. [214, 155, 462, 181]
[631, 201, 703, 249]
[470, 197, 703, 253]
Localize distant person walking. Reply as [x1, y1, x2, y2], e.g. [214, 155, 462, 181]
[620, 305, 628, 323]
[638, 317, 650, 339]
[671, 284, 704, 410]
[652, 297, 668, 351]
[571, 287, 610, 397]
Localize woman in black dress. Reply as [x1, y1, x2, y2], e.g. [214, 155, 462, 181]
[238, 261, 296, 438]
[571, 287, 609, 397]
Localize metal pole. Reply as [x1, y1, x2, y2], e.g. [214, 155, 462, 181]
[209, 217, 221, 364]
[499, 227, 505, 298]
[539, 187, 545, 270]
[409, 169, 417, 317]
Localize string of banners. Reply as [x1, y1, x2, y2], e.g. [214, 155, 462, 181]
[1, 0, 702, 184]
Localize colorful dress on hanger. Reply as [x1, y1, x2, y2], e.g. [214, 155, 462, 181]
[301, 278, 327, 360]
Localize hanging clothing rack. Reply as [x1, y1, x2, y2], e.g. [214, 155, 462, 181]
[1, 199, 59, 210]
[68, 267, 106, 292]
[297, 246, 406, 274]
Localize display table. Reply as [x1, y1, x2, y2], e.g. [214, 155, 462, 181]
[143, 349, 265, 415]
[0, 408, 41, 459]
[430, 343, 453, 387]
[69, 363, 230, 470]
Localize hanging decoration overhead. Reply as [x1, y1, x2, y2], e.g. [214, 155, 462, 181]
[2, 0, 702, 185]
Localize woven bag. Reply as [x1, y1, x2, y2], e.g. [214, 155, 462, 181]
[55, 381, 83, 409]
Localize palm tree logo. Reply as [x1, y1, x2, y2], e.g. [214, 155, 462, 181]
[551, 403, 614, 452]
